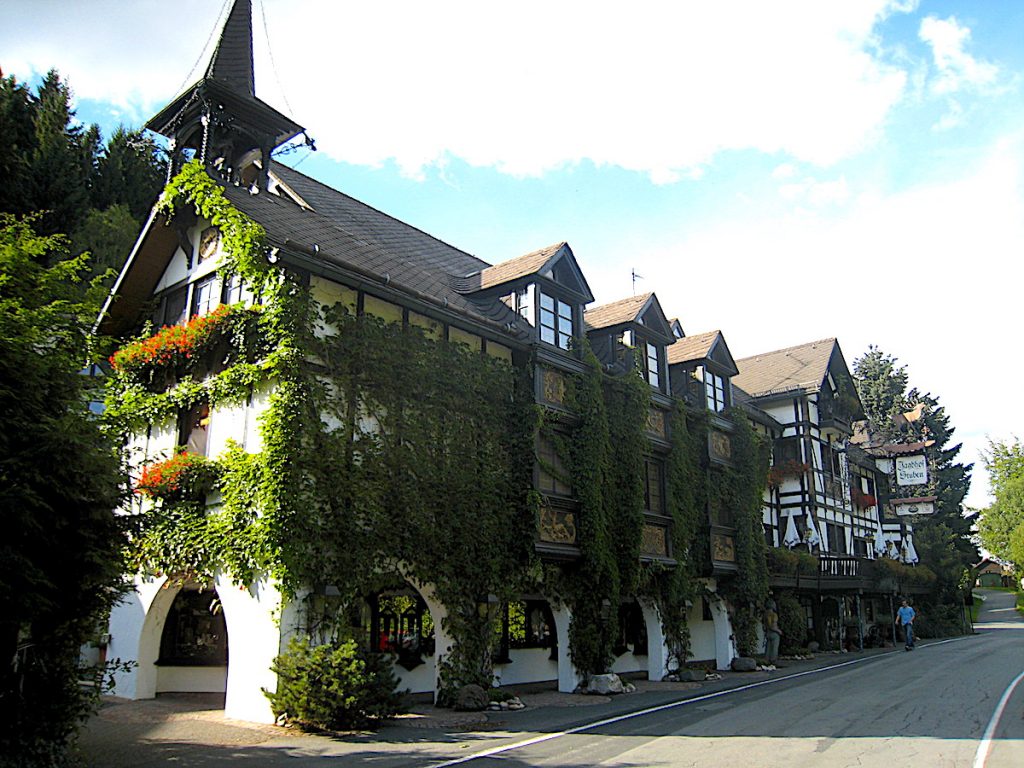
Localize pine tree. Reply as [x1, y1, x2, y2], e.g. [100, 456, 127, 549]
[853, 348, 976, 609]
[29, 70, 93, 240]
[0, 73, 37, 217]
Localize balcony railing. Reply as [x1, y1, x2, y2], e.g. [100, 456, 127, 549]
[819, 555, 860, 579]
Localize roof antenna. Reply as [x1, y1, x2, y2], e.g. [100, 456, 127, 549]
[631, 268, 644, 296]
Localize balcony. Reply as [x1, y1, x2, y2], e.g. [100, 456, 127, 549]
[767, 549, 935, 594]
[819, 555, 860, 579]
[817, 394, 858, 435]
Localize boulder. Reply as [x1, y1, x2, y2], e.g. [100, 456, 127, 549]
[676, 668, 706, 682]
[587, 673, 625, 695]
[730, 656, 758, 672]
[454, 684, 490, 711]
[807, 641, 820, 653]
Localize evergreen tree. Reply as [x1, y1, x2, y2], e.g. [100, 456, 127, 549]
[29, 70, 94, 240]
[853, 346, 909, 440]
[0, 73, 36, 217]
[0, 70, 163, 274]
[91, 127, 165, 221]
[853, 347, 976, 619]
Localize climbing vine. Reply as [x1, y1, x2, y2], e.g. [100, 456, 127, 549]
[639, 403, 706, 670]
[108, 161, 773, 699]
[713, 410, 770, 656]
[107, 163, 537, 698]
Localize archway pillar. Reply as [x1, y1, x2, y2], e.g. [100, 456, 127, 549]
[106, 575, 173, 700]
[417, 583, 454, 704]
[640, 599, 669, 681]
[216, 573, 285, 724]
[550, 601, 582, 692]
[706, 582, 735, 671]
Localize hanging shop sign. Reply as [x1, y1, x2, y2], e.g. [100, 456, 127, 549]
[893, 496, 937, 516]
[895, 454, 928, 486]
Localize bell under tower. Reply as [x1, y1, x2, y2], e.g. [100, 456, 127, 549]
[146, 0, 308, 190]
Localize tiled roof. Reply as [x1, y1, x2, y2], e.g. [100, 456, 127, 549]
[463, 243, 567, 292]
[666, 329, 720, 365]
[733, 338, 836, 398]
[220, 165, 523, 334]
[584, 293, 653, 330]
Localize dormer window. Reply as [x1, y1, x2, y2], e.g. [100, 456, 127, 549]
[539, 290, 573, 350]
[704, 369, 728, 412]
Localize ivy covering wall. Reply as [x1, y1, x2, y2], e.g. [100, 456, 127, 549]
[106, 162, 772, 697]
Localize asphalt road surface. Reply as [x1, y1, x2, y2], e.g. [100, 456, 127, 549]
[78, 588, 1023, 767]
[432, 589, 1023, 768]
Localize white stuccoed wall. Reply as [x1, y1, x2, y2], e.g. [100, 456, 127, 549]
[107, 575, 170, 700]
[217, 573, 289, 723]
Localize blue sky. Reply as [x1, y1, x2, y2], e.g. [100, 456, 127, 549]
[4, 0, 1023, 509]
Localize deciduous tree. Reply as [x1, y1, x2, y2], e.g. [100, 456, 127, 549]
[0, 214, 129, 767]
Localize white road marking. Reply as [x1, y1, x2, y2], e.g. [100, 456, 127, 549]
[972, 667, 1024, 768]
[430, 637, 971, 767]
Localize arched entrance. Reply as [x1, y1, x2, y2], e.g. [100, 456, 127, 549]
[154, 586, 228, 694]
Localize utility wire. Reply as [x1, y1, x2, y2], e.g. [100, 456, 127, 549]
[175, 0, 232, 95]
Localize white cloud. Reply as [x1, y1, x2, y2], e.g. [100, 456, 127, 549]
[779, 175, 850, 207]
[584, 131, 1024, 508]
[919, 15, 999, 95]
[1, 0, 913, 180]
[918, 15, 1000, 130]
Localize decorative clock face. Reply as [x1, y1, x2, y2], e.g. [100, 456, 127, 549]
[198, 227, 220, 262]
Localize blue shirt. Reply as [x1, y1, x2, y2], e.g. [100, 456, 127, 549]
[897, 605, 915, 625]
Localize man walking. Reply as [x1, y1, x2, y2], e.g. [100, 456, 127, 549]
[896, 598, 916, 650]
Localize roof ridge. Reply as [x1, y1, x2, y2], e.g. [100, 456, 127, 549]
[735, 337, 836, 362]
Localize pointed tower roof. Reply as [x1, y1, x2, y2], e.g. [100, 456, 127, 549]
[146, 0, 304, 183]
[204, 0, 255, 97]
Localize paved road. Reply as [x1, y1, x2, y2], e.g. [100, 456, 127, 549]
[78, 589, 1023, 767]
[446, 589, 1024, 768]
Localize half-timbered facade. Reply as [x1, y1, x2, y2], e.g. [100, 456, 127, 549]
[733, 338, 920, 650]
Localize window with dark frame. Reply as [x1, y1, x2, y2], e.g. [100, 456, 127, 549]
[156, 285, 188, 328]
[644, 459, 665, 514]
[492, 600, 557, 664]
[704, 369, 727, 411]
[644, 341, 661, 389]
[825, 522, 848, 555]
[190, 274, 219, 318]
[537, 435, 571, 496]
[222, 273, 252, 306]
[538, 290, 574, 350]
[774, 436, 801, 465]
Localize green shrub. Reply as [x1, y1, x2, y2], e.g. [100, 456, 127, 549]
[264, 637, 406, 730]
[777, 593, 808, 652]
[913, 603, 966, 638]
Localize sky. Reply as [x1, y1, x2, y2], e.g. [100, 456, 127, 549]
[4, 0, 1023, 510]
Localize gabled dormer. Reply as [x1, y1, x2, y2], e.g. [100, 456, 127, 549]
[583, 292, 674, 392]
[732, 338, 866, 436]
[666, 329, 738, 411]
[460, 242, 594, 354]
[145, 0, 310, 192]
